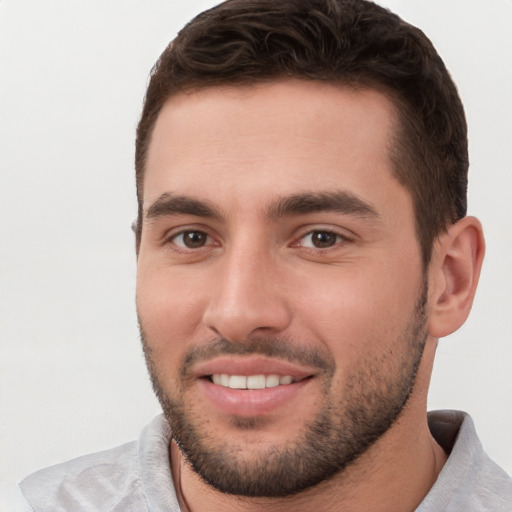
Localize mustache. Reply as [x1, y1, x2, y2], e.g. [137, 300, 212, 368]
[180, 337, 336, 379]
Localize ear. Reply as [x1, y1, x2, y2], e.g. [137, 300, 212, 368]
[428, 216, 485, 338]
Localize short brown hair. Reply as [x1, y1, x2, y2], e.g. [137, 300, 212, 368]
[135, 0, 468, 265]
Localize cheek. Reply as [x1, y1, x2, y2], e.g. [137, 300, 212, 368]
[136, 264, 207, 354]
[292, 257, 423, 365]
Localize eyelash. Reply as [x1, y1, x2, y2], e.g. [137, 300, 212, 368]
[167, 230, 216, 251]
[165, 227, 351, 254]
[293, 229, 351, 251]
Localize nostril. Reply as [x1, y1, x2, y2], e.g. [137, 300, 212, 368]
[202, 303, 293, 344]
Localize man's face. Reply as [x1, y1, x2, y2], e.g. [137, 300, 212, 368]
[136, 81, 428, 496]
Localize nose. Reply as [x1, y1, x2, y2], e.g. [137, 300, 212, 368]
[202, 244, 292, 343]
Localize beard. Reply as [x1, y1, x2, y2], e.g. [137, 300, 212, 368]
[139, 283, 428, 498]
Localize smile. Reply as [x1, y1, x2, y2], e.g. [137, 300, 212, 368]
[210, 374, 295, 389]
[193, 356, 318, 416]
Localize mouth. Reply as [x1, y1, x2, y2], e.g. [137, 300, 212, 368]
[194, 357, 317, 417]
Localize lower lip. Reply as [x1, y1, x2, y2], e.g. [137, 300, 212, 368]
[199, 378, 312, 417]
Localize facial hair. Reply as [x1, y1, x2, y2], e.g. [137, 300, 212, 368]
[139, 284, 428, 498]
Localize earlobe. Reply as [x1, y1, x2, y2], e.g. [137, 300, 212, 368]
[428, 216, 485, 339]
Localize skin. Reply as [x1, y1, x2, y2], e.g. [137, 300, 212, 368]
[136, 80, 485, 511]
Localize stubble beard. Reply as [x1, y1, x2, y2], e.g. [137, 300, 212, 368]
[139, 285, 428, 498]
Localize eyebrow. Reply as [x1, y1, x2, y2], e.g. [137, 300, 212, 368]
[145, 193, 221, 220]
[145, 190, 379, 222]
[268, 191, 379, 220]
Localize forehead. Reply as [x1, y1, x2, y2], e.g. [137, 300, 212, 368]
[143, 80, 405, 215]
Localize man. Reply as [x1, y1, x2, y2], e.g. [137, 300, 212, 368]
[19, 0, 512, 510]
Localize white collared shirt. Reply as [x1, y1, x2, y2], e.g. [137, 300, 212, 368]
[19, 410, 512, 511]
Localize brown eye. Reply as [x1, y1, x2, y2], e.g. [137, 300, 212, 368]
[300, 230, 343, 249]
[173, 230, 209, 249]
[310, 231, 338, 248]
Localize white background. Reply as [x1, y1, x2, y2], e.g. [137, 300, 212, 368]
[1, 0, 511, 508]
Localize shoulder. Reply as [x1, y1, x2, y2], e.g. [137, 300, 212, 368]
[20, 441, 145, 512]
[419, 410, 512, 512]
[19, 415, 177, 512]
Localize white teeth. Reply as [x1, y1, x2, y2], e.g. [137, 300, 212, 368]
[247, 375, 266, 389]
[228, 375, 247, 389]
[279, 375, 293, 385]
[211, 373, 295, 389]
[266, 374, 280, 388]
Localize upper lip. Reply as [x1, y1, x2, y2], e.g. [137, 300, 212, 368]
[192, 356, 317, 380]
